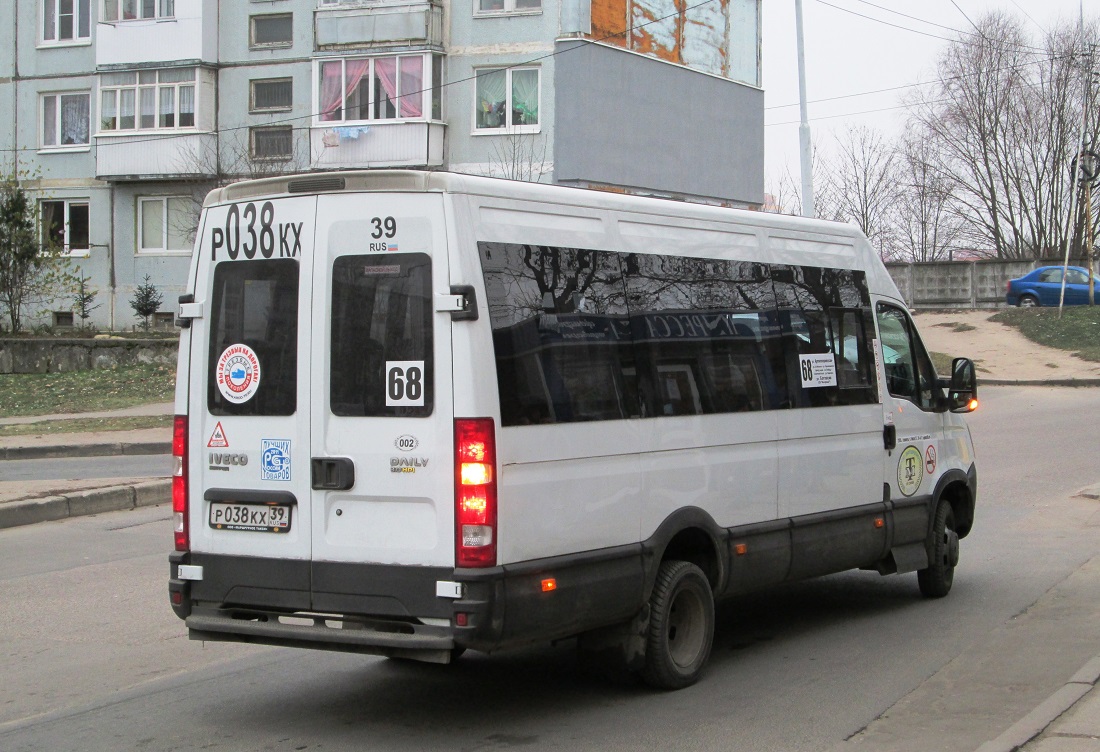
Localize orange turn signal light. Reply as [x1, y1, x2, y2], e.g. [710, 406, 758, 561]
[734, 543, 748, 556]
[968, 398, 979, 412]
[541, 578, 557, 592]
[874, 518, 885, 529]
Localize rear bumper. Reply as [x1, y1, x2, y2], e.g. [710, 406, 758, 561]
[169, 546, 644, 658]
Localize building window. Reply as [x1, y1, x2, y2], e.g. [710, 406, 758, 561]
[138, 196, 191, 253]
[318, 55, 438, 124]
[475, 67, 539, 133]
[42, 0, 91, 43]
[100, 68, 196, 132]
[250, 14, 293, 48]
[103, 0, 175, 21]
[53, 311, 76, 328]
[475, 0, 540, 14]
[250, 127, 293, 161]
[250, 78, 293, 112]
[41, 92, 90, 148]
[40, 199, 90, 256]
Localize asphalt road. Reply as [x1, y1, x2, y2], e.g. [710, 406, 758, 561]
[1, 385, 1098, 752]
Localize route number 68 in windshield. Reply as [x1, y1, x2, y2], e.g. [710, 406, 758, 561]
[211, 201, 304, 261]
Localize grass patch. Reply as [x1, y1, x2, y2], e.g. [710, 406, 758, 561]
[0, 415, 172, 437]
[989, 307, 1100, 362]
[933, 322, 977, 333]
[0, 363, 175, 418]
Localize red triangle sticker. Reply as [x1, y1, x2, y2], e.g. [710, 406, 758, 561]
[207, 422, 229, 448]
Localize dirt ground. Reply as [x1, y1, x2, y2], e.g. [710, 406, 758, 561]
[914, 310, 1100, 383]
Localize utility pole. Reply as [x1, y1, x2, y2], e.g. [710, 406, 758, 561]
[794, 0, 815, 218]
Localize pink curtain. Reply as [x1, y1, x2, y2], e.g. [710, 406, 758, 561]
[398, 56, 423, 118]
[374, 57, 398, 119]
[320, 59, 369, 122]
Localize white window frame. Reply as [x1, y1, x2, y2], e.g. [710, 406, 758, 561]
[474, 0, 541, 16]
[137, 196, 192, 255]
[102, 0, 175, 22]
[40, 0, 91, 45]
[98, 68, 197, 133]
[314, 54, 434, 126]
[472, 66, 541, 135]
[40, 91, 92, 151]
[40, 199, 91, 257]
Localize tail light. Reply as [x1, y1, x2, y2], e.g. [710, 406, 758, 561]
[172, 415, 189, 552]
[455, 418, 497, 568]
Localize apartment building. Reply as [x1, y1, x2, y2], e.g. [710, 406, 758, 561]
[4, 0, 763, 331]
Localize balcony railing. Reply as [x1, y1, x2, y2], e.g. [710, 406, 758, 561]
[314, 0, 443, 50]
[96, 132, 218, 180]
[310, 121, 444, 169]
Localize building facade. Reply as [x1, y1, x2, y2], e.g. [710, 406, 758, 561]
[3, 0, 763, 331]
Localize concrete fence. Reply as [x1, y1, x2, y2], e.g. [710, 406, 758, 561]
[0, 338, 178, 375]
[885, 258, 1092, 309]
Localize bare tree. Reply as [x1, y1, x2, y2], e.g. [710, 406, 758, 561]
[825, 124, 900, 256]
[908, 13, 1100, 259]
[488, 132, 550, 183]
[890, 128, 965, 262]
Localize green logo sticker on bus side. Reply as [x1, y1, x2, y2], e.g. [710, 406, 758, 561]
[897, 445, 924, 497]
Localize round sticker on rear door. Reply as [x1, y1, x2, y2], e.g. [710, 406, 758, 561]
[216, 344, 262, 404]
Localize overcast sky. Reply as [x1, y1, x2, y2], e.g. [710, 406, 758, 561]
[760, 0, 1092, 192]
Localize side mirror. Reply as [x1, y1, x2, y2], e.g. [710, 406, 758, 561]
[947, 357, 978, 413]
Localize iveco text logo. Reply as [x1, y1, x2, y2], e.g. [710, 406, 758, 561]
[209, 452, 248, 471]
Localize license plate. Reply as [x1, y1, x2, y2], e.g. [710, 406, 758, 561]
[209, 502, 292, 533]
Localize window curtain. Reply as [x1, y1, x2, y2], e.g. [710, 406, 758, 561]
[61, 94, 89, 145]
[141, 200, 164, 250]
[179, 85, 195, 127]
[101, 90, 117, 130]
[476, 69, 507, 128]
[120, 89, 136, 129]
[44, 1, 56, 40]
[139, 88, 156, 128]
[374, 57, 398, 119]
[159, 88, 175, 128]
[510, 69, 538, 126]
[320, 60, 369, 122]
[398, 56, 423, 118]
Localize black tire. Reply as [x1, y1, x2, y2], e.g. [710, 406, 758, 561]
[918, 501, 959, 598]
[641, 560, 715, 690]
[1018, 294, 1039, 308]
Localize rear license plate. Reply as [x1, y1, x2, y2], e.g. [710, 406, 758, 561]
[209, 502, 292, 533]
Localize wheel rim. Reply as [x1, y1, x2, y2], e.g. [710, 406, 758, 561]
[1021, 296, 1037, 307]
[666, 586, 707, 668]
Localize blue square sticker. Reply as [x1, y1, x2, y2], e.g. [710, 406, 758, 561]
[261, 439, 292, 481]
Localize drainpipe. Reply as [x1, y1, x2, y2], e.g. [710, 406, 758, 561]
[108, 187, 116, 330]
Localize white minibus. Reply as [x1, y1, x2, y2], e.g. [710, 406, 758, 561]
[169, 171, 978, 689]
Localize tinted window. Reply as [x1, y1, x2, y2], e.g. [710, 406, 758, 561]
[876, 303, 939, 410]
[330, 253, 433, 417]
[772, 265, 876, 408]
[208, 260, 299, 416]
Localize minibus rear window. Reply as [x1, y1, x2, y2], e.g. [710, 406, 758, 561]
[208, 259, 299, 416]
[330, 253, 433, 417]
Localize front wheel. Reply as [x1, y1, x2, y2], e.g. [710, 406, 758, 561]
[918, 501, 959, 598]
[641, 560, 715, 690]
[1018, 294, 1039, 308]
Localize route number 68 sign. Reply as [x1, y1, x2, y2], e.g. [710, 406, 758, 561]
[387, 361, 425, 407]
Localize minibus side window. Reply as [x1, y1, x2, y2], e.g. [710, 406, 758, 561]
[208, 259, 299, 416]
[876, 303, 939, 410]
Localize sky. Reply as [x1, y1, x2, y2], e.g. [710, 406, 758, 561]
[760, 0, 1092, 192]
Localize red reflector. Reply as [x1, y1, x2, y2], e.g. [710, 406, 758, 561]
[171, 591, 183, 605]
[455, 612, 468, 627]
[874, 518, 885, 529]
[455, 419, 497, 568]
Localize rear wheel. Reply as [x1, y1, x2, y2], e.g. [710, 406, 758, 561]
[1018, 294, 1039, 308]
[918, 501, 959, 598]
[641, 560, 714, 690]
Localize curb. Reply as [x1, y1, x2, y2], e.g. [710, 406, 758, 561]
[0, 479, 171, 530]
[975, 657, 1100, 752]
[0, 441, 171, 461]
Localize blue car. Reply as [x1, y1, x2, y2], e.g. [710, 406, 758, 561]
[1006, 265, 1100, 307]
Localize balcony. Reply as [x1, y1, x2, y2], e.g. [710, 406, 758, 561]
[96, 132, 218, 180]
[96, 0, 217, 67]
[314, 1, 444, 50]
[310, 121, 445, 169]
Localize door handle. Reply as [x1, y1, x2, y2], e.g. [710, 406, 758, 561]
[311, 457, 355, 491]
[883, 424, 897, 451]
